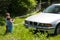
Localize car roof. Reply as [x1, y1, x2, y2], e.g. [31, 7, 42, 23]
[53, 4, 60, 6]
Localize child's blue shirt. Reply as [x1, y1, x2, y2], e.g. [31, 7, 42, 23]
[6, 18, 13, 32]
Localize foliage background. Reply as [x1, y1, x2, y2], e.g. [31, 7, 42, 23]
[0, 0, 37, 16]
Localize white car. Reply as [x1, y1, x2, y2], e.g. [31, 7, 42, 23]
[24, 4, 60, 34]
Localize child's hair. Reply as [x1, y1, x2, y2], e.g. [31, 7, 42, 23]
[6, 12, 10, 16]
[6, 12, 11, 20]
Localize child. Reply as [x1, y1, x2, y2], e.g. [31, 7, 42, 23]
[5, 12, 14, 34]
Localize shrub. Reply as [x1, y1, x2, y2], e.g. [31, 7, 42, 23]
[0, 0, 37, 16]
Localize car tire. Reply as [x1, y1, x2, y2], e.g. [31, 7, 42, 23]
[54, 24, 60, 35]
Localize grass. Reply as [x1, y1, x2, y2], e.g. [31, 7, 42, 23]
[0, 17, 47, 40]
[0, 17, 60, 40]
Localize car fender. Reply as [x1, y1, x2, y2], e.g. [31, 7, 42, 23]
[54, 19, 60, 28]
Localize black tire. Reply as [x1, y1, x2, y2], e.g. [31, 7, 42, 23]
[54, 24, 60, 35]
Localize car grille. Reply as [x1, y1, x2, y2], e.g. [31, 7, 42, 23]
[29, 21, 37, 26]
[25, 21, 44, 27]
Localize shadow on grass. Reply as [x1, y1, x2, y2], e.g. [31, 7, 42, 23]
[46, 34, 60, 38]
[47, 34, 56, 37]
[28, 29, 58, 38]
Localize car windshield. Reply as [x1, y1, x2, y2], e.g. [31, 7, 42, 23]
[43, 5, 60, 13]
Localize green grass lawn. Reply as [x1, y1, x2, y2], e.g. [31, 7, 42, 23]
[0, 17, 60, 40]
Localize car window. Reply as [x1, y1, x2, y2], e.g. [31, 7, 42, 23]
[43, 5, 60, 13]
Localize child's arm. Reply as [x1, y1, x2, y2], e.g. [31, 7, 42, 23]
[10, 18, 15, 23]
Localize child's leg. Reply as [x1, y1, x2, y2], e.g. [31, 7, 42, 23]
[8, 26, 13, 33]
[4, 26, 8, 34]
[6, 26, 8, 33]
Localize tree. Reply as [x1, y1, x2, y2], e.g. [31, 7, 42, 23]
[7, 0, 37, 16]
[0, 0, 37, 16]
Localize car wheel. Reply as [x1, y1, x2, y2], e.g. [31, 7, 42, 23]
[54, 24, 60, 35]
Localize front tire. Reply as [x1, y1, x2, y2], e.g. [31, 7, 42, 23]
[54, 24, 60, 35]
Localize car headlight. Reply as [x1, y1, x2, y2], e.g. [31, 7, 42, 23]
[46, 24, 52, 27]
[38, 23, 52, 27]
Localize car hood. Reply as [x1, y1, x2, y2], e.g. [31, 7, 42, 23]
[25, 13, 60, 23]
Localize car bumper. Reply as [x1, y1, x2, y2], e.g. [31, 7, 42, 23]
[24, 24, 55, 34]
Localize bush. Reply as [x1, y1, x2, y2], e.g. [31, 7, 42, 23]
[0, 0, 37, 16]
[9, 0, 37, 16]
